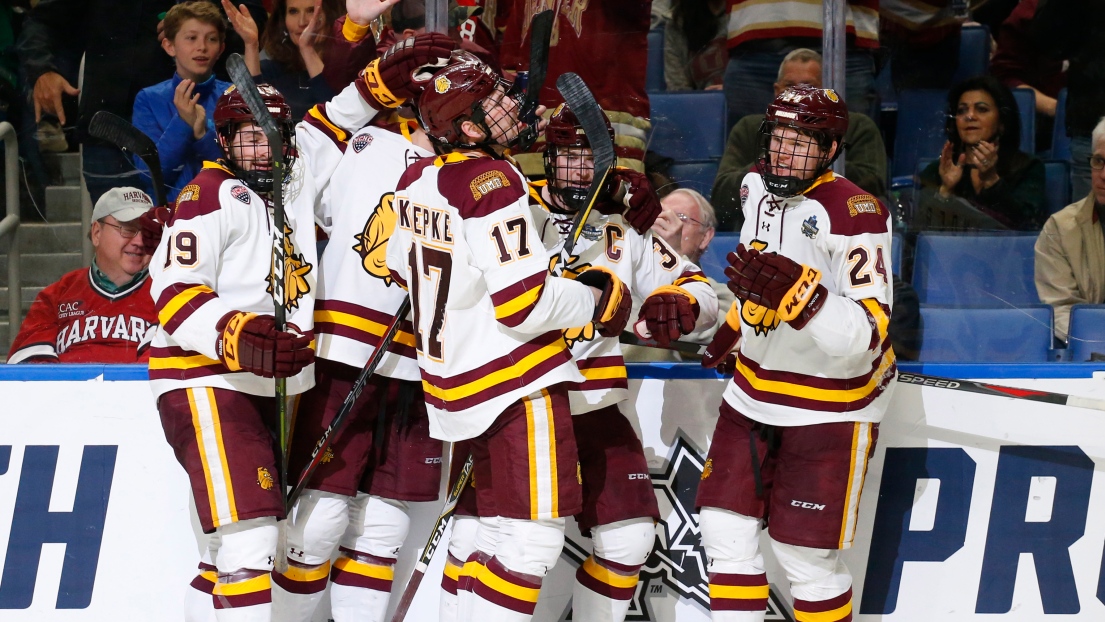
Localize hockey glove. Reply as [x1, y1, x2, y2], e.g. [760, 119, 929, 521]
[702, 302, 742, 375]
[635, 285, 699, 346]
[597, 168, 663, 234]
[725, 244, 827, 329]
[573, 266, 632, 337]
[216, 312, 315, 378]
[363, 32, 455, 108]
[138, 204, 172, 256]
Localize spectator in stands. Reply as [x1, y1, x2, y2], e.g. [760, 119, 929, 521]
[1034, 116, 1105, 344]
[990, 0, 1066, 150]
[917, 75, 1046, 231]
[18, 0, 176, 203]
[879, 0, 962, 92]
[625, 188, 733, 362]
[245, 0, 381, 121]
[720, 0, 879, 126]
[711, 49, 887, 231]
[664, 0, 727, 91]
[132, 2, 231, 203]
[1033, 0, 1104, 201]
[6, 187, 158, 364]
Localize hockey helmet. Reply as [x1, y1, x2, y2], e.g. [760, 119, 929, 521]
[756, 85, 849, 197]
[542, 102, 616, 211]
[214, 84, 297, 195]
[416, 54, 525, 149]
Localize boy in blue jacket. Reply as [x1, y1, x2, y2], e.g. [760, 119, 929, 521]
[132, 1, 230, 202]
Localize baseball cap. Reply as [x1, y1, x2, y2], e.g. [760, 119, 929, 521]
[92, 187, 153, 223]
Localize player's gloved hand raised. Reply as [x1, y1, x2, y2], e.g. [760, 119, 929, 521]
[725, 244, 827, 329]
[635, 285, 699, 346]
[702, 302, 742, 375]
[216, 311, 314, 378]
[363, 32, 455, 108]
[137, 204, 173, 256]
[596, 168, 662, 234]
[573, 266, 632, 337]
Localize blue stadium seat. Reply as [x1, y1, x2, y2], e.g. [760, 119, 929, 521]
[912, 233, 1040, 306]
[1044, 160, 1072, 214]
[649, 91, 728, 161]
[1051, 88, 1070, 161]
[698, 233, 739, 281]
[918, 306, 1052, 362]
[669, 161, 719, 200]
[952, 25, 990, 84]
[647, 29, 665, 93]
[877, 59, 897, 113]
[891, 232, 903, 277]
[892, 89, 949, 180]
[1012, 88, 1035, 154]
[1067, 305, 1105, 362]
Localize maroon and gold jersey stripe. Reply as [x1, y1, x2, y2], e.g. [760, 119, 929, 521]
[490, 271, 547, 328]
[305, 103, 349, 150]
[156, 283, 217, 333]
[566, 355, 629, 393]
[314, 299, 416, 358]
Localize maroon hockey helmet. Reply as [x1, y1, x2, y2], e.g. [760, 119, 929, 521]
[416, 55, 524, 149]
[757, 85, 849, 197]
[542, 102, 616, 211]
[213, 84, 297, 195]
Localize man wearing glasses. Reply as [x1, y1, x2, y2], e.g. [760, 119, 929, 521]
[1035, 117, 1105, 344]
[7, 186, 158, 363]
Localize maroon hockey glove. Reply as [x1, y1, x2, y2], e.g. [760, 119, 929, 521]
[574, 266, 632, 337]
[725, 244, 826, 328]
[137, 204, 172, 256]
[596, 168, 662, 234]
[363, 32, 456, 107]
[216, 312, 315, 378]
[702, 302, 742, 375]
[635, 285, 699, 346]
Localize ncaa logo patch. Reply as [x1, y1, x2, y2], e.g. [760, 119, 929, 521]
[230, 185, 251, 204]
[352, 132, 373, 153]
[802, 215, 819, 239]
[434, 75, 451, 94]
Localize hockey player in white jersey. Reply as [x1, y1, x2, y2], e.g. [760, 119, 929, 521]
[272, 53, 471, 622]
[385, 55, 635, 622]
[695, 85, 896, 622]
[439, 103, 719, 622]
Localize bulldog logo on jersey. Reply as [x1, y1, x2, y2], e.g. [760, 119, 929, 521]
[266, 223, 313, 311]
[321, 446, 335, 464]
[257, 467, 274, 490]
[353, 192, 398, 285]
[741, 239, 782, 335]
[351, 132, 373, 153]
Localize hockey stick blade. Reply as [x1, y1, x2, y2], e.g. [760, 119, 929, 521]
[619, 331, 707, 356]
[88, 111, 166, 206]
[389, 453, 474, 622]
[515, 9, 553, 150]
[286, 298, 414, 512]
[557, 73, 616, 255]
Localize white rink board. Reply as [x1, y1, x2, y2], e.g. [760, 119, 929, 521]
[2, 367, 1105, 620]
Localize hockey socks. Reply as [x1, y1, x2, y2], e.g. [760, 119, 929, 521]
[468, 556, 544, 622]
[328, 548, 396, 622]
[793, 588, 853, 622]
[572, 555, 642, 622]
[212, 570, 272, 622]
[440, 553, 466, 622]
[707, 572, 769, 622]
[270, 559, 329, 622]
[186, 561, 218, 622]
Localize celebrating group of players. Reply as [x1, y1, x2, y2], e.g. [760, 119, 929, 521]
[142, 23, 896, 622]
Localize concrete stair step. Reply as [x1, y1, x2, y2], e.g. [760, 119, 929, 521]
[42, 152, 82, 187]
[0, 252, 83, 288]
[0, 285, 43, 313]
[45, 186, 84, 223]
[0, 222, 83, 254]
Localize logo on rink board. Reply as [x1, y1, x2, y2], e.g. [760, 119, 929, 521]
[558, 435, 793, 621]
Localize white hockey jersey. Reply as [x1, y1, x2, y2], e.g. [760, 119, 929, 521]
[314, 120, 431, 381]
[532, 187, 719, 413]
[724, 171, 896, 426]
[385, 152, 597, 441]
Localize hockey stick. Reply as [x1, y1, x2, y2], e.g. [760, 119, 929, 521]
[617, 333, 1105, 413]
[557, 73, 616, 256]
[88, 111, 166, 206]
[286, 297, 414, 513]
[389, 452, 474, 622]
[226, 53, 292, 573]
[515, 9, 553, 151]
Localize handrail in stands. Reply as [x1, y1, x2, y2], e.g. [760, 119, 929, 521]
[0, 121, 21, 336]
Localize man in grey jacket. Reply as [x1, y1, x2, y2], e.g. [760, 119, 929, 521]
[1035, 116, 1105, 342]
